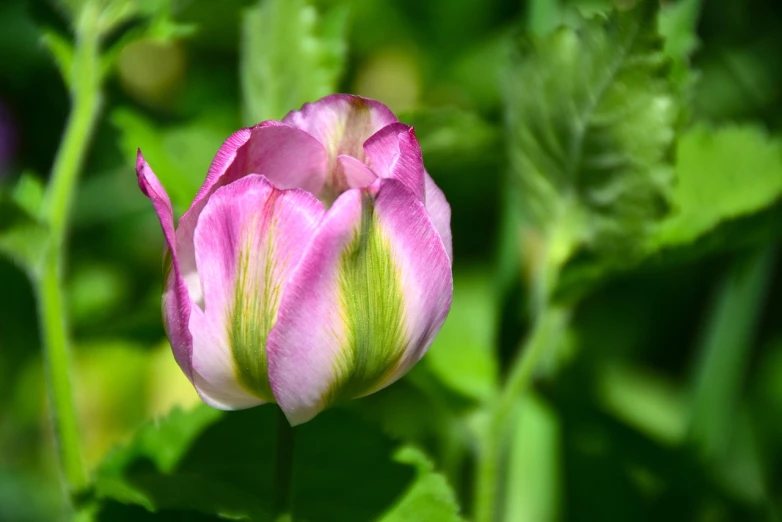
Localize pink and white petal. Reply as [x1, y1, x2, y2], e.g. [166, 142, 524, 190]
[189, 127, 252, 212]
[190, 122, 328, 211]
[175, 122, 328, 306]
[191, 174, 325, 406]
[424, 172, 453, 262]
[188, 305, 263, 409]
[364, 123, 425, 201]
[268, 179, 452, 425]
[267, 189, 366, 425]
[241, 124, 329, 194]
[136, 150, 194, 381]
[368, 178, 453, 387]
[282, 94, 398, 162]
[337, 154, 377, 189]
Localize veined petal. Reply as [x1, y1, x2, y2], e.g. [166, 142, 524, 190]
[191, 122, 328, 209]
[282, 94, 397, 163]
[189, 174, 325, 409]
[368, 179, 452, 383]
[268, 179, 452, 425]
[364, 123, 425, 202]
[175, 122, 329, 307]
[424, 172, 453, 261]
[136, 150, 193, 380]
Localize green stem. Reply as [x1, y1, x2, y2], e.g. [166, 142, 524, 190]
[36, 0, 103, 497]
[688, 246, 775, 458]
[273, 407, 296, 521]
[474, 306, 568, 522]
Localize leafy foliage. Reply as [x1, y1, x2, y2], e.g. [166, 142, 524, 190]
[240, 0, 348, 123]
[507, 3, 677, 264]
[92, 406, 463, 521]
[0, 174, 48, 274]
[5, 0, 782, 520]
[653, 125, 782, 248]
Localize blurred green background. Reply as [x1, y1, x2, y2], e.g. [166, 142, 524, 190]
[1, 0, 781, 520]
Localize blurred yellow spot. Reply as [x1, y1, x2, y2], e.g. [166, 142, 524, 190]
[117, 39, 186, 108]
[353, 48, 420, 113]
[146, 340, 201, 417]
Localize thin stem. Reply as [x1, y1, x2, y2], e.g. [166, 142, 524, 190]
[688, 246, 775, 457]
[36, 0, 103, 496]
[273, 407, 296, 521]
[474, 306, 568, 522]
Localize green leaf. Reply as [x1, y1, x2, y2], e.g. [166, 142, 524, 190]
[652, 125, 782, 249]
[597, 363, 688, 445]
[659, 0, 703, 104]
[11, 171, 45, 218]
[93, 406, 464, 521]
[688, 247, 775, 461]
[503, 394, 561, 522]
[41, 30, 75, 87]
[423, 270, 498, 403]
[96, 405, 222, 477]
[506, 3, 677, 266]
[112, 108, 232, 214]
[240, 0, 348, 123]
[379, 447, 465, 522]
[0, 177, 49, 274]
[524, 0, 611, 36]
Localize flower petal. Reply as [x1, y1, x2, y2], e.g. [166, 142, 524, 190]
[136, 150, 193, 380]
[268, 179, 452, 425]
[282, 94, 397, 163]
[337, 154, 377, 189]
[424, 172, 453, 261]
[191, 122, 328, 209]
[189, 174, 325, 409]
[364, 123, 425, 202]
[175, 122, 329, 307]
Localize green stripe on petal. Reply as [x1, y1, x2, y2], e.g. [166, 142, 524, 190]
[229, 195, 284, 401]
[327, 192, 407, 403]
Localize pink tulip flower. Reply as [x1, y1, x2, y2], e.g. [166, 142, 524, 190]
[137, 94, 453, 425]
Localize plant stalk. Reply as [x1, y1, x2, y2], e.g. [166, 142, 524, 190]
[37, 0, 103, 496]
[474, 304, 568, 522]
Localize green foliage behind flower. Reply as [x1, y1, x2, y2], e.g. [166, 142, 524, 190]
[1, 0, 781, 520]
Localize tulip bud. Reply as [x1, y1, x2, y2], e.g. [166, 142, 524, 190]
[137, 94, 453, 425]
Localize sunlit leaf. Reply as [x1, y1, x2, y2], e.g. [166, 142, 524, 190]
[11, 172, 45, 218]
[379, 447, 465, 522]
[653, 125, 782, 248]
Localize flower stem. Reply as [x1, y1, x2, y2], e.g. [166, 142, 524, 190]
[474, 305, 568, 522]
[273, 407, 296, 521]
[36, 0, 103, 497]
